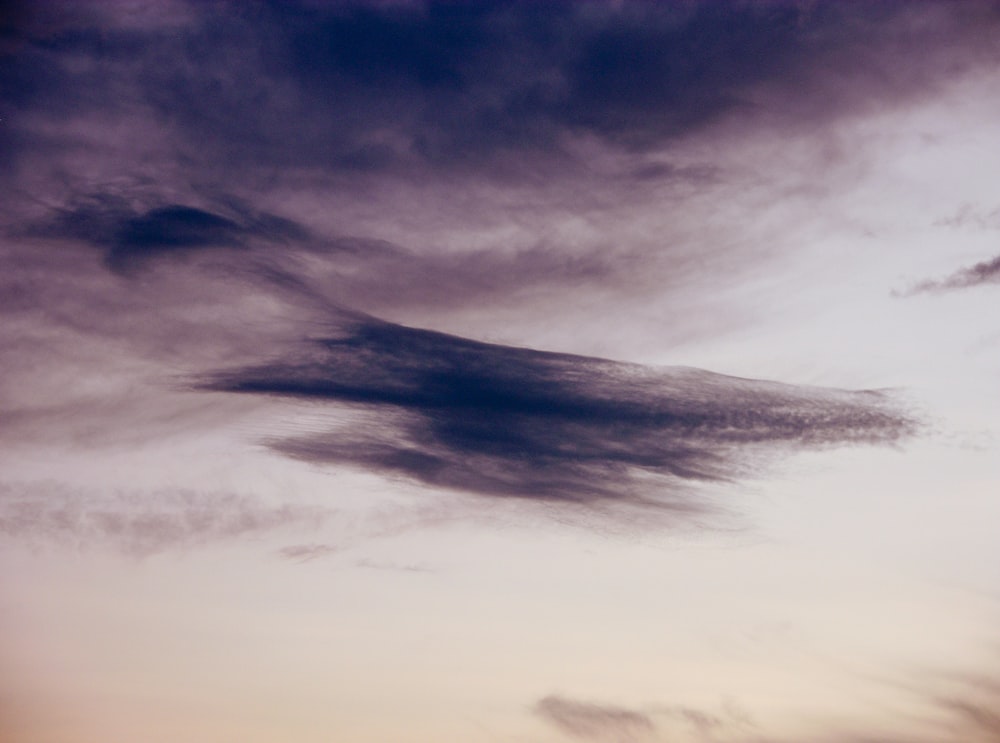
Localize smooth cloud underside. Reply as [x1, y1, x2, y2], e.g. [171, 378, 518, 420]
[202, 319, 916, 512]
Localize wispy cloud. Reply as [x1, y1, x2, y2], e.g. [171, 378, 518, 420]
[20, 192, 308, 273]
[201, 317, 916, 519]
[276, 542, 340, 563]
[906, 254, 1000, 294]
[935, 203, 1000, 232]
[813, 666, 1000, 743]
[355, 558, 434, 574]
[0, 482, 329, 557]
[534, 695, 655, 742]
[533, 696, 754, 742]
[926, 669, 1000, 743]
[533, 666, 1000, 743]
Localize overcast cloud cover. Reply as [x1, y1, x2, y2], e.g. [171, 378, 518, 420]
[2, 2, 1000, 742]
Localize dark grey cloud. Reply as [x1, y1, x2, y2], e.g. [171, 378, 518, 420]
[5, 0, 1000, 182]
[22, 193, 309, 272]
[533, 695, 655, 742]
[200, 317, 915, 514]
[907, 253, 1000, 294]
[0, 1, 926, 531]
[1, 185, 637, 459]
[0, 481, 330, 557]
[1, 170, 917, 529]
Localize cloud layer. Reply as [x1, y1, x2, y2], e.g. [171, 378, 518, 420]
[7, 0, 1000, 187]
[1, 4, 999, 743]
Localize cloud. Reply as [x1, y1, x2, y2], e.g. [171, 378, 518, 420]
[6, 0, 1000, 185]
[0, 481, 330, 557]
[821, 671, 1000, 743]
[277, 542, 340, 562]
[935, 203, 1000, 231]
[355, 558, 434, 574]
[930, 671, 1000, 743]
[652, 705, 734, 737]
[201, 317, 916, 517]
[22, 193, 309, 272]
[533, 695, 655, 742]
[943, 698, 1000, 740]
[730, 662, 1000, 743]
[10, 182, 639, 329]
[1, 171, 918, 531]
[532, 669, 1000, 743]
[274, 234, 640, 323]
[0, 1, 933, 534]
[906, 253, 1000, 294]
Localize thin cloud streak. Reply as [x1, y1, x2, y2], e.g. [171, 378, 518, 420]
[535, 695, 754, 742]
[276, 542, 340, 563]
[905, 253, 1000, 294]
[534, 695, 655, 742]
[0, 482, 330, 557]
[532, 664, 1000, 743]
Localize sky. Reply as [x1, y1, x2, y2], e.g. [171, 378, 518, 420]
[1, 1, 1000, 741]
